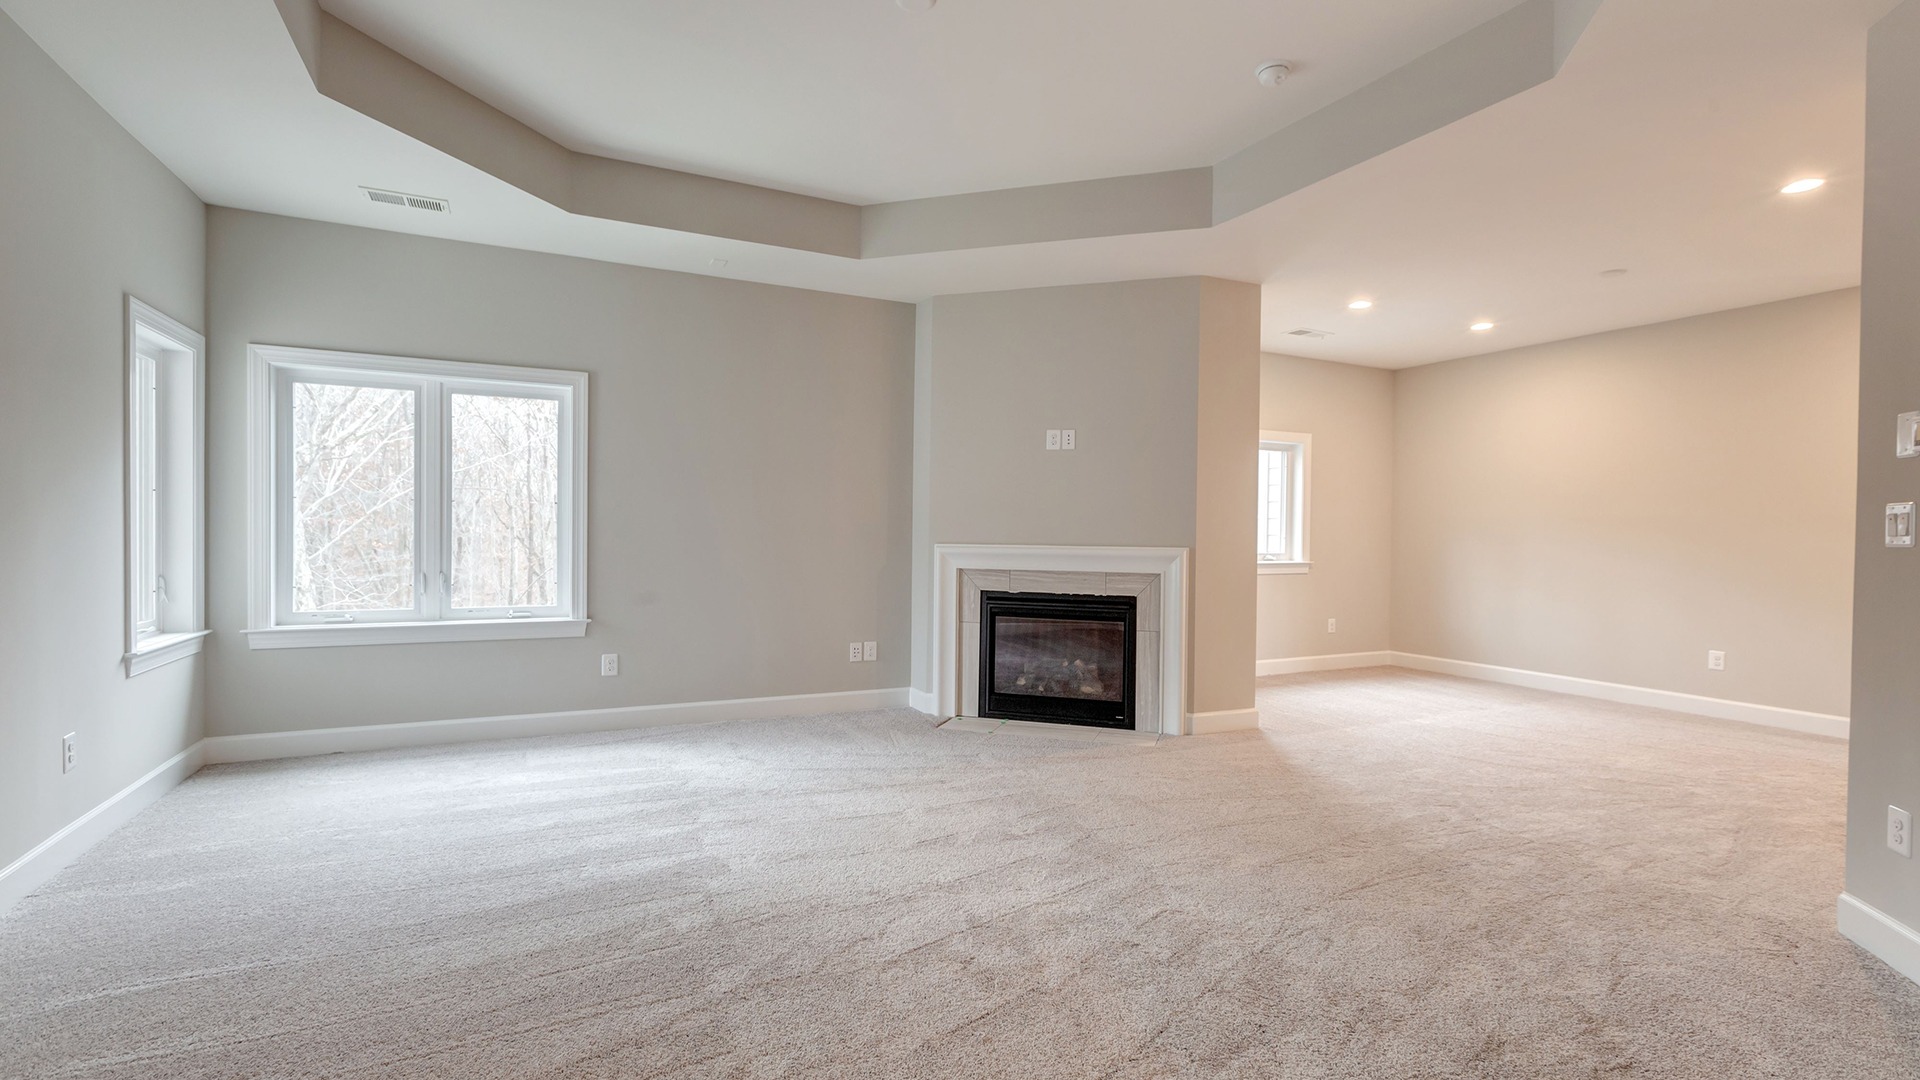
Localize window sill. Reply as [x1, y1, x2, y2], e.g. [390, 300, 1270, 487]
[125, 630, 211, 676]
[1258, 561, 1312, 576]
[242, 618, 589, 650]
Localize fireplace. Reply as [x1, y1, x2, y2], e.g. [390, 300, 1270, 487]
[978, 591, 1137, 729]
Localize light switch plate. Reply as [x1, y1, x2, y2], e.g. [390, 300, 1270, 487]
[1892, 805, 1913, 858]
[1899, 412, 1919, 458]
[862, 641, 877, 662]
[1061, 429, 1076, 451]
[1888, 502, 1915, 548]
[1707, 650, 1726, 670]
[1045, 429, 1062, 451]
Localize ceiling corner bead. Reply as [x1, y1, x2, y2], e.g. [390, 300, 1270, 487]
[274, 0, 1602, 260]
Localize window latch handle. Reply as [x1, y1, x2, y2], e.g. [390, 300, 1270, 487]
[506, 610, 535, 620]
[322, 614, 355, 623]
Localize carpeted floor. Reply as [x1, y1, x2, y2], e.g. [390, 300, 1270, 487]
[3, 668, 1918, 1078]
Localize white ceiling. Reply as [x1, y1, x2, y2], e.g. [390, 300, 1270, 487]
[319, 0, 1523, 205]
[0, 0, 1892, 367]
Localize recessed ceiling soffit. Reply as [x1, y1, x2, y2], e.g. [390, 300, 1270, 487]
[272, 0, 1602, 259]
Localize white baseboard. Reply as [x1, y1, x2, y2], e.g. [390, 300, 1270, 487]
[907, 688, 937, 715]
[1256, 651, 1395, 677]
[1838, 892, 1920, 987]
[204, 687, 913, 764]
[1390, 652, 1848, 739]
[1189, 707, 1260, 734]
[0, 741, 206, 915]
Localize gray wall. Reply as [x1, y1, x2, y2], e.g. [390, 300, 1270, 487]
[1847, 0, 1920, 934]
[1257, 353, 1396, 661]
[917, 278, 1260, 716]
[1393, 290, 1860, 717]
[0, 12, 206, 872]
[204, 209, 915, 736]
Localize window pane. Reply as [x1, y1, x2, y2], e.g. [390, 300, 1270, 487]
[135, 354, 160, 634]
[450, 393, 560, 609]
[1258, 446, 1291, 560]
[291, 383, 416, 612]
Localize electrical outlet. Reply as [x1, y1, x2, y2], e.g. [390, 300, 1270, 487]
[1061, 429, 1076, 451]
[1327, 618, 1337, 634]
[849, 642, 863, 663]
[600, 654, 619, 677]
[1707, 650, 1726, 671]
[1892, 806, 1913, 858]
[862, 641, 877, 662]
[61, 733, 76, 774]
[1045, 429, 1062, 451]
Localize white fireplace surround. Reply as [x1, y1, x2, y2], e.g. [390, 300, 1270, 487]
[931, 544, 1188, 736]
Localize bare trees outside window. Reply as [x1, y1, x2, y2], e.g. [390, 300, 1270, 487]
[291, 383, 417, 612]
[251, 345, 586, 645]
[450, 393, 559, 610]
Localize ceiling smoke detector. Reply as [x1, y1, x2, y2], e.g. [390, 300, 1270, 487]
[1256, 61, 1293, 87]
[1287, 328, 1333, 340]
[362, 186, 449, 213]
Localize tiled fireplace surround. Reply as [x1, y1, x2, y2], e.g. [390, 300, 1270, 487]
[932, 545, 1188, 736]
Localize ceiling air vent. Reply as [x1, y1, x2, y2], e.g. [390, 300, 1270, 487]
[362, 187, 450, 214]
[1286, 328, 1334, 340]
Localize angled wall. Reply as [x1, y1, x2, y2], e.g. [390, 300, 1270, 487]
[915, 277, 1261, 725]
[1842, 0, 1920, 983]
[0, 12, 206, 880]
[1391, 291, 1860, 719]
[203, 210, 916, 737]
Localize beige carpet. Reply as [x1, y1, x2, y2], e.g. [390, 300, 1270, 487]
[2, 668, 1917, 1079]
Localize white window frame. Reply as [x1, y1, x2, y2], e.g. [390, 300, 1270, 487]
[245, 344, 589, 649]
[1257, 430, 1312, 575]
[124, 297, 209, 676]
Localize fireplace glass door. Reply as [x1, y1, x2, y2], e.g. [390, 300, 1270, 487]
[978, 591, 1137, 729]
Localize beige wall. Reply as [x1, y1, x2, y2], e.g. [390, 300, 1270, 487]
[0, 12, 206, 873]
[1846, 0, 1920, 936]
[1393, 290, 1860, 717]
[204, 209, 915, 737]
[917, 278, 1260, 717]
[1257, 354, 1395, 661]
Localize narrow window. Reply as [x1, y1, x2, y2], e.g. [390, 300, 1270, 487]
[124, 298, 207, 675]
[1257, 432, 1311, 572]
[247, 346, 587, 648]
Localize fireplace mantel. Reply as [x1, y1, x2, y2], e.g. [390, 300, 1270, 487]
[930, 544, 1187, 736]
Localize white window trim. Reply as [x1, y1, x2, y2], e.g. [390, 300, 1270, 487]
[244, 344, 589, 649]
[1258, 430, 1312, 575]
[125, 297, 208, 676]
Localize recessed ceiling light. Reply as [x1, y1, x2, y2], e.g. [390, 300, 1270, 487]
[1470, 321, 1496, 332]
[896, 0, 936, 10]
[1347, 299, 1373, 310]
[1256, 61, 1293, 87]
[1780, 178, 1826, 195]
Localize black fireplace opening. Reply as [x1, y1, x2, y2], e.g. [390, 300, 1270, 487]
[979, 591, 1137, 729]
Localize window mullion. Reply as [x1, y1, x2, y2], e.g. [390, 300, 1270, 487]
[417, 378, 447, 622]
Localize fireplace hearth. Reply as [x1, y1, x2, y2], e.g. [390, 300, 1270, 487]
[978, 591, 1137, 729]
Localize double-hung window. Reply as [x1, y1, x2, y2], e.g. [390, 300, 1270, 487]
[124, 298, 208, 675]
[1257, 431, 1311, 574]
[246, 345, 588, 648]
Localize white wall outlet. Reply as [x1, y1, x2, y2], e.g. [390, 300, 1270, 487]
[600, 653, 619, 677]
[849, 642, 863, 662]
[1045, 429, 1062, 451]
[1707, 650, 1726, 671]
[61, 733, 76, 774]
[1326, 618, 1337, 633]
[1892, 806, 1913, 858]
[1061, 429, 1076, 451]
[1898, 411, 1919, 458]
[862, 641, 877, 662]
